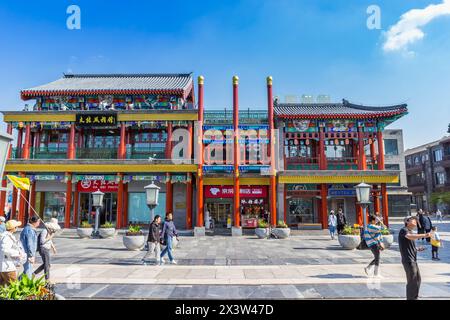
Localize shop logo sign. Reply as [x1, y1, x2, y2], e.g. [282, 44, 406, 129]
[76, 113, 117, 126]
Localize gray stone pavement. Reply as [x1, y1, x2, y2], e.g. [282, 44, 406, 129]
[29, 218, 450, 299]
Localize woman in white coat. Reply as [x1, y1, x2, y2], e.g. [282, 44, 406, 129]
[0, 220, 24, 286]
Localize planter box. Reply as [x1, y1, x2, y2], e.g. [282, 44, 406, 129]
[338, 235, 361, 250]
[123, 235, 145, 251]
[99, 228, 116, 239]
[77, 228, 93, 239]
[273, 228, 291, 239]
[255, 228, 270, 239]
[382, 234, 394, 249]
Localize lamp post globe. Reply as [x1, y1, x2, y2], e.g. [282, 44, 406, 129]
[144, 182, 160, 221]
[355, 182, 371, 204]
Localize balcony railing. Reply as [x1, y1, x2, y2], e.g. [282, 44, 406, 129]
[31, 147, 67, 159]
[126, 147, 165, 160]
[286, 157, 377, 170]
[76, 148, 117, 159]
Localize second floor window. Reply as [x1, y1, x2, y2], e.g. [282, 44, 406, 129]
[435, 171, 446, 185]
[384, 139, 399, 156]
[433, 149, 443, 162]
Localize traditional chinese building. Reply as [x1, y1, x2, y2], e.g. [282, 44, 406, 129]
[0, 74, 408, 231]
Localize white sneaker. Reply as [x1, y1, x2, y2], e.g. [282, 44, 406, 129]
[364, 266, 373, 276]
[170, 260, 177, 265]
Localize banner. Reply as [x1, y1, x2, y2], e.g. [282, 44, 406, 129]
[77, 180, 119, 193]
[205, 186, 267, 198]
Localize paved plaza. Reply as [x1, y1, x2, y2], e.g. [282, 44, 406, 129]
[32, 218, 450, 299]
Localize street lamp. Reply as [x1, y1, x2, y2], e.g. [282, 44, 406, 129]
[144, 181, 160, 221]
[355, 182, 371, 229]
[91, 190, 104, 238]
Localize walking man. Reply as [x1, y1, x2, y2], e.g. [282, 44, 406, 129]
[160, 213, 179, 265]
[421, 212, 433, 244]
[328, 210, 337, 240]
[143, 215, 162, 265]
[336, 209, 347, 234]
[436, 209, 443, 223]
[19, 215, 40, 279]
[398, 216, 431, 300]
[364, 215, 384, 277]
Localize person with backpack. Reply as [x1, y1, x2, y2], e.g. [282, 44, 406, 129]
[142, 215, 162, 265]
[364, 215, 385, 277]
[160, 213, 179, 265]
[0, 220, 25, 286]
[336, 209, 347, 234]
[33, 218, 60, 281]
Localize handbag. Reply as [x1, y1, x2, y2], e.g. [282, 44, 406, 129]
[431, 239, 441, 247]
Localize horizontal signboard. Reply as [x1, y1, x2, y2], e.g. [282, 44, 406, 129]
[76, 113, 117, 127]
[205, 186, 268, 198]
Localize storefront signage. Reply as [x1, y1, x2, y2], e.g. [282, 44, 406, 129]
[75, 113, 117, 127]
[203, 165, 234, 173]
[205, 186, 267, 198]
[31, 175, 63, 181]
[328, 189, 356, 197]
[77, 180, 119, 193]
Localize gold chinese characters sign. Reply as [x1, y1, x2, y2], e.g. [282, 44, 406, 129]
[75, 113, 117, 127]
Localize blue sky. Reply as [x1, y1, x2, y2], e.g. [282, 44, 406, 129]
[0, 0, 449, 149]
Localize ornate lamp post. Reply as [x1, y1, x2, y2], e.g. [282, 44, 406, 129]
[355, 182, 371, 229]
[144, 182, 160, 221]
[91, 190, 104, 238]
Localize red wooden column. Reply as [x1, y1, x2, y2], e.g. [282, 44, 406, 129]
[165, 122, 173, 214]
[22, 125, 31, 159]
[117, 174, 124, 229]
[73, 186, 79, 227]
[186, 173, 193, 229]
[196, 76, 205, 228]
[232, 76, 241, 228]
[29, 180, 37, 217]
[318, 128, 327, 170]
[381, 183, 389, 226]
[123, 182, 128, 228]
[11, 189, 18, 220]
[267, 76, 277, 226]
[67, 124, 76, 159]
[17, 172, 27, 224]
[64, 173, 72, 228]
[370, 139, 376, 170]
[16, 127, 23, 158]
[118, 123, 126, 159]
[320, 184, 328, 229]
[373, 185, 380, 214]
[377, 130, 385, 170]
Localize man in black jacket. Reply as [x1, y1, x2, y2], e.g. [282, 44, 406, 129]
[142, 215, 162, 265]
[336, 209, 347, 234]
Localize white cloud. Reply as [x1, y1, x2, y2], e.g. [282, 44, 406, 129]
[383, 0, 450, 53]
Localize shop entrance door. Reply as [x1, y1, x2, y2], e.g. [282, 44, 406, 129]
[78, 193, 117, 226]
[207, 202, 232, 230]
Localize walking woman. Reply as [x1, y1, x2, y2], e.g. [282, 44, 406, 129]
[34, 218, 60, 281]
[0, 220, 24, 286]
[328, 210, 337, 240]
[160, 213, 179, 265]
[364, 215, 385, 277]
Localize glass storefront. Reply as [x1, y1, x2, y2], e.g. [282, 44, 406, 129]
[36, 191, 67, 223]
[78, 192, 117, 226]
[128, 192, 166, 224]
[287, 198, 316, 224]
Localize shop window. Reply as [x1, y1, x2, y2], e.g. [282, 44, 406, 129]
[288, 198, 315, 224]
[384, 139, 398, 156]
[42, 192, 67, 223]
[128, 192, 166, 224]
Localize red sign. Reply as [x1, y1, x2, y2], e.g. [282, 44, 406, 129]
[205, 186, 267, 198]
[77, 180, 119, 193]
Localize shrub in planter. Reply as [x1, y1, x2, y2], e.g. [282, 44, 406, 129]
[99, 222, 116, 239]
[255, 219, 270, 239]
[123, 225, 145, 251]
[0, 275, 57, 300]
[380, 228, 394, 249]
[77, 221, 93, 239]
[338, 225, 361, 250]
[273, 220, 291, 239]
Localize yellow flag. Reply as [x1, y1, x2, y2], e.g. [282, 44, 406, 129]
[6, 175, 30, 191]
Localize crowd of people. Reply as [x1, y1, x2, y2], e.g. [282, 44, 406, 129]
[0, 215, 60, 287]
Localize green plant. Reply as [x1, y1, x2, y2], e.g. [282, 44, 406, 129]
[80, 221, 92, 228]
[341, 225, 360, 236]
[276, 220, 288, 228]
[101, 222, 115, 228]
[0, 275, 55, 300]
[257, 219, 269, 228]
[126, 225, 142, 236]
[380, 228, 391, 235]
[431, 191, 450, 206]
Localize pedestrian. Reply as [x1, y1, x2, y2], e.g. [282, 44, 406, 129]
[205, 207, 211, 230]
[430, 226, 442, 261]
[328, 210, 337, 240]
[142, 215, 162, 265]
[436, 209, 443, 223]
[0, 220, 25, 286]
[336, 208, 347, 234]
[398, 216, 431, 300]
[0, 216, 6, 234]
[160, 213, 179, 265]
[417, 210, 425, 242]
[19, 215, 40, 279]
[421, 212, 433, 244]
[33, 218, 60, 281]
[364, 215, 385, 277]
[374, 212, 386, 228]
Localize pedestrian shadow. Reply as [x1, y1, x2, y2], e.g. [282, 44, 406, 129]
[311, 273, 365, 279]
[85, 247, 131, 251]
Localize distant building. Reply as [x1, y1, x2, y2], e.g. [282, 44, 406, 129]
[405, 136, 450, 213]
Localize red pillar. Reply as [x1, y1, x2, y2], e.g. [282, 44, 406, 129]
[319, 128, 327, 170]
[233, 76, 240, 228]
[11, 188, 18, 220]
[17, 172, 27, 224]
[166, 122, 173, 215]
[196, 76, 205, 227]
[370, 139, 376, 169]
[73, 186, 79, 227]
[29, 180, 36, 217]
[22, 125, 31, 159]
[123, 182, 128, 228]
[320, 184, 328, 229]
[267, 76, 277, 226]
[186, 173, 193, 229]
[373, 185, 380, 214]
[381, 183, 389, 227]
[118, 123, 126, 159]
[356, 202, 363, 226]
[377, 130, 385, 170]
[357, 127, 367, 170]
[16, 127, 23, 158]
[64, 174, 72, 228]
[6, 124, 13, 158]
[117, 174, 124, 229]
[67, 124, 76, 159]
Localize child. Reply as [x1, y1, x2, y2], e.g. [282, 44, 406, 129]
[430, 226, 441, 261]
